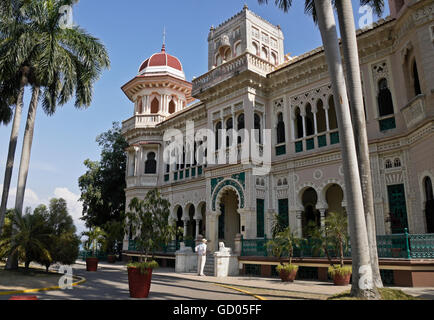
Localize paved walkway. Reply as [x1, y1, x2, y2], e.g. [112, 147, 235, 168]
[70, 261, 426, 300]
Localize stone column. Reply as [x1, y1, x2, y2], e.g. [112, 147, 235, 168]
[301, 109, 307, 138]
[207, 211, 219, 252]
[319, 208, 327, 229]
[195, 219, 201, 240]
[313, 106, 318, 135]
[183, 219, 188, 239]
[296, 210, 303, 237]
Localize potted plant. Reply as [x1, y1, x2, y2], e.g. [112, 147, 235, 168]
[266, 223, 300, 282]
[81, 227, 106, 272]
[103, 219, 125, 264]
[125, 189, 177, 298]
[324, 211, 352, 286]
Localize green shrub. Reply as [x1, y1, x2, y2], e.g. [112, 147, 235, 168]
[127, 260, 159, 274]
[276, 263, 299, 273]
[328, 265, 352, 277]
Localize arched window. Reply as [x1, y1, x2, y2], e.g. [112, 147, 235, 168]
[252, 42, 259, 56]
[394, 158, 401, 168]
[276, 112, 285, 144]
[226, 117, 233, 147]
[216, 54, 222, 66]
[215, 121, 222, 149]
[377, 78, 394, 117]
[305, 104, 315, 136]
[271, 52, 278, 65]
[328, 96, 338, 130]
[169, 99, 176, 114]
[237, 113, 245, 144]
[234, 42, 242, 57]
[145, 152, 157, 174]
[223, 47, 231, 62]
[254, 113, 262, 144]
[295, 107, 303, 139]
[151, 97, 159, 114]
[261, 47, 268, 60]
[137, 97, 143, 114]
[385, 159, 393, 169]
[425, 177, 434, 202]
[316, 100, 327, 133]
[412, 60, 421, 96]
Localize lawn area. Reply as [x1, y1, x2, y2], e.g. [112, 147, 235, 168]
[0, 263, 62, 292]
[328, 288, 420, 300]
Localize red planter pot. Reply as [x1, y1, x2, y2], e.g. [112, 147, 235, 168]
[333, 273, 352, 286]
[279, 269, 298, 282]
[128, 267, 153, 298]
[107, 255, 116, 263]
[86, 258, 99, 272]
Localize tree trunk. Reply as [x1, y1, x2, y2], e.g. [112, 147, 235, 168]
[313, 0, 378, 299]
[0, 74, 27, 236]
[335, 0, 383, 289]
[5, 86, 40, 270]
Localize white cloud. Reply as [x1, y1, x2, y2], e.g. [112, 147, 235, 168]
[0, 184, 86, 235]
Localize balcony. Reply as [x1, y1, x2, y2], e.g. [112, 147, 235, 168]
[126, 175, 158, 188]
[401, 94, 426, 129]
[192, 52, 276, 97]
[122, 114, 166, 133]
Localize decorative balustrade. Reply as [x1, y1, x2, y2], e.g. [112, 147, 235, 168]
[294, 129, 340, 154]
[241, 231, 434, 260]
[122, 114, 166, 133]
[127, 239, 196, 253]
[401, 94, 426, 129]
[126, 175, 158, 188]
[192, 52, 275, 96]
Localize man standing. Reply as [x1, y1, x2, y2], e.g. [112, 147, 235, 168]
[195, 238, 207, 276]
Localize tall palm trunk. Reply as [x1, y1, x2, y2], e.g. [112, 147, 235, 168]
[313, 0, 378, 298]
[5, 85, 40, 270]
[335, 0, 383, 288]
[0, 73, 27, 236]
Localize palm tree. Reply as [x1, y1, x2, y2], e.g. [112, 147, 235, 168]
[0, 0, 35, 237]
[258, 0, 378, 298]
[81, 227, 107, 257]
[0, 209, 52, 269]
[5, 0, 110, 269]
[334, 0, 385, 290]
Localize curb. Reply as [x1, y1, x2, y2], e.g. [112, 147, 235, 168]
[0, 275, 86, 296]
[214, 283, 267, 300]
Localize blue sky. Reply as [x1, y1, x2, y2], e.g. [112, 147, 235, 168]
[0, 0, 390, 234]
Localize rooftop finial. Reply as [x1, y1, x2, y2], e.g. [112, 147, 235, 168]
[162, 26, 166, 52]
[243, 3, 248, 10]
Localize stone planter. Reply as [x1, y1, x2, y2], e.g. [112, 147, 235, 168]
[333, 273, 352, 286]
[279, 269, 298, 282]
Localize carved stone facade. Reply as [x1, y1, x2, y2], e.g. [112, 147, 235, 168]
[122, 1, 434, 253]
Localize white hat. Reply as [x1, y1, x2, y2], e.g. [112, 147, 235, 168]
[202, 238, 208, 243]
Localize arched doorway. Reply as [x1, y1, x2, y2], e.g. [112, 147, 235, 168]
[175, 206, 183, 242]
[301, 188, 320, 237]
[186, 204, 196, 240]
[218, 189, 240, 249]
[326, 184, 345, 216]
[197, 202, 206, 237]
[424, 177, 434, 233]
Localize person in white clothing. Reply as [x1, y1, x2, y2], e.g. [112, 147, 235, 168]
[195, 238, 207, 276]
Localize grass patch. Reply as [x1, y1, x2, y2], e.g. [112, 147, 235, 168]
[328, 288, 419, 300]
[0, 263, 61, 292]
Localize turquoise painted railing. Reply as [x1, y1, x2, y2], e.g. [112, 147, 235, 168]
[78, 250, 108, 261]
[128, 239, 196, 254]
[241, 231, 434, 259]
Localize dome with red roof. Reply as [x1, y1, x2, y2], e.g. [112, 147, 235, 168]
[138, 45, 185, 80]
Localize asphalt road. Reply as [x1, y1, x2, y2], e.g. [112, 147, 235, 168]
[0, 263, 256, 300]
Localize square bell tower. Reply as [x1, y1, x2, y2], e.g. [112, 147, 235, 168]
[207, 4, 285, 71]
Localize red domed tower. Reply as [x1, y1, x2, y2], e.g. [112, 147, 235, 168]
[122, 45, 194, 127]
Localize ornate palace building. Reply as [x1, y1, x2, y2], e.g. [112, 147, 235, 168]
[121, 0, 434, 254]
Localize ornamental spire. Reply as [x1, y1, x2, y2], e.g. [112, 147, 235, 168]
[162, 26, 166, 52]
